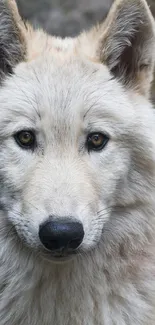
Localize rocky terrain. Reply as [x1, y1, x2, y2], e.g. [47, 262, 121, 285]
[16, 0, 155, 100]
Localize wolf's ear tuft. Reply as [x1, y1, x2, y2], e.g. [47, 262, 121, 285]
[81, 0, 155, 97]
[0, 0, 26, 80]
[99, 0, 155, 96]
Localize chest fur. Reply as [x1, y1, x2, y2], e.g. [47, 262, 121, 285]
[1, 252, 155, 325]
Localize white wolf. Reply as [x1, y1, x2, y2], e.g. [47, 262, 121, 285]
[1, 0, 155, 324]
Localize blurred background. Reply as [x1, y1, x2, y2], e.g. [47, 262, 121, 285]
[16, 0, 155, 100]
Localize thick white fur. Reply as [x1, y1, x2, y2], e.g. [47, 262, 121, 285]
[1, 0, 155, 324]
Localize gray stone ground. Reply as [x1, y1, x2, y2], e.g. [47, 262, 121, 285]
[16, 0, 155, 99]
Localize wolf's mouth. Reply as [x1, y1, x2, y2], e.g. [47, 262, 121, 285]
[40, 250, 79, 263]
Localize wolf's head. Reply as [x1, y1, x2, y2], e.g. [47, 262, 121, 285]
[0, 0, 155, 262]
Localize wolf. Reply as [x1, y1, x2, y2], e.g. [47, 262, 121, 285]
[1, 0, 155, 324]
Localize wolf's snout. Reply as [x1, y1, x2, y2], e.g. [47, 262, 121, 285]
[39, 218, 84, 252]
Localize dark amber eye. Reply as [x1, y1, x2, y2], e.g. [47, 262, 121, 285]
[14, 130, 36, 150]
[87, 133, 109, 152]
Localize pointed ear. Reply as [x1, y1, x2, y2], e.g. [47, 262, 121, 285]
[0, 0, 26, 81]
[80, 0, 155, 97]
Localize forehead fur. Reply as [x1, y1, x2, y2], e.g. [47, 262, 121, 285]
[0, 56, 131, 120]
[0, 54, 153, 145]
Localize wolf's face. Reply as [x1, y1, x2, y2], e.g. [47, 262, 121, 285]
[0, 0, 155, 261]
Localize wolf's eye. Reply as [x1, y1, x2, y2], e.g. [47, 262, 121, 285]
[14, 130, 36, 150]
[87, 133, 109, 152]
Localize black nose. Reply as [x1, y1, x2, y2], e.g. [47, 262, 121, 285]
[39, 218, 84, 252]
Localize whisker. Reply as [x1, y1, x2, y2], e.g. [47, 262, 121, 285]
[24, 200, 45, 214]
